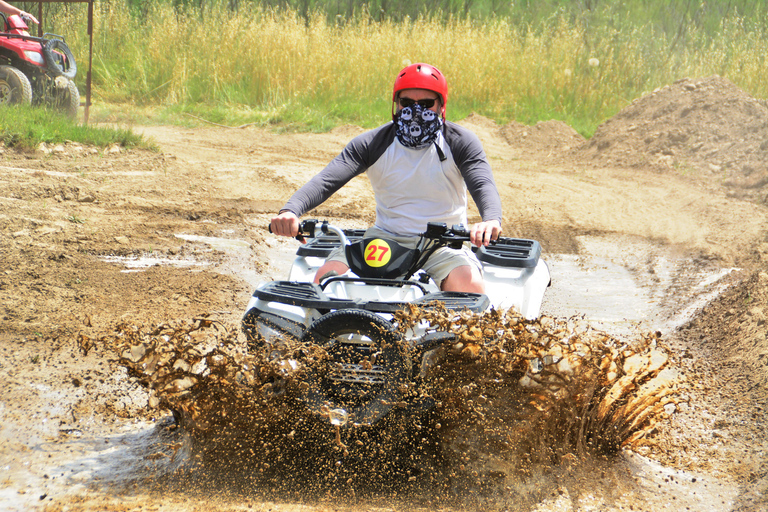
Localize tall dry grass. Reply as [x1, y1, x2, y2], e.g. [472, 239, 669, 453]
[52, 4, 768, 135]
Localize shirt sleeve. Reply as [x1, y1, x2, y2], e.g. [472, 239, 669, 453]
[445, 123, 503, 223]
[280, 128, 381, 217]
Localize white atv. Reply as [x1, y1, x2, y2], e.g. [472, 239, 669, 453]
[243, 220, 550, 428]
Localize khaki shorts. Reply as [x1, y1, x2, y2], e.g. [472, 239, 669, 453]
[325, 226, 483, 286]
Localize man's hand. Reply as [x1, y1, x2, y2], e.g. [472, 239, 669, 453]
[20, 12, 39, 25]
[470, 219, 502, 247]
[270, 211, 300, 238]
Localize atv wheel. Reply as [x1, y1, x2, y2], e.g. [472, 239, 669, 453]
[51, 79, 79, 119]
[0, 65, 32, 106]
[300, 309, 412, 426]
[43, 39, 77, 80]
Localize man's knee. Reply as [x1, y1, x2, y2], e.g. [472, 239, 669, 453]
[314, 261, 349, 284]
[441, 265, 484, 293]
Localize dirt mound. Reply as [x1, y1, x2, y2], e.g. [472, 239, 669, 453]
[580, 76, 768, 203]
[501, 119, 585, 154]
[455, 114, 584, 161]
[329, 124, 366, 138]
[682, 270, 768, 392]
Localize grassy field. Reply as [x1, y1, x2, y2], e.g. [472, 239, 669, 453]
[8, 1, 768, 138]
[0, 106, 150, 149]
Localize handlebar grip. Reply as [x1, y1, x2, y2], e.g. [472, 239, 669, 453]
[268, 222, 305, 242]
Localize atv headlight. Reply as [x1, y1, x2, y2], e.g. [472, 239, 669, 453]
[24, 51, 45, 65]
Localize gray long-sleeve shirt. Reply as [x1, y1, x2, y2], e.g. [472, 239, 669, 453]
[282, 121, 502, 237]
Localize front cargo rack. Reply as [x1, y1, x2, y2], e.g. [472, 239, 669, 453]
[253, 281, 488, 313]
[296, 229, 366, 258]
[474, 238, 541, 268]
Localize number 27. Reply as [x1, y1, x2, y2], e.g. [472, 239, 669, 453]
[366, 244, 389, 261]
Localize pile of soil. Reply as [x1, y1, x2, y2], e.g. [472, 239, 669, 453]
[501, 119, 585, 154]
[579, 76, 768, 203]
[683, 270, 768, 391]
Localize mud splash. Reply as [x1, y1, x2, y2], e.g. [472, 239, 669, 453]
[91, 305, 682, 505]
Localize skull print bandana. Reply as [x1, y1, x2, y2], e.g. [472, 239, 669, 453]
[394, 104, 443, 149]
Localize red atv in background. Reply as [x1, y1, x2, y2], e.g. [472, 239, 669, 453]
[0, 13, 79, 118]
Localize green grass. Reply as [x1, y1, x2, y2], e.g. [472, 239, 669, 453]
[9, 1, 768, 137]
[0, 106, 151, 150]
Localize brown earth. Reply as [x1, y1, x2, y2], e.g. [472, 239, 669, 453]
[1, 75, 767, 511]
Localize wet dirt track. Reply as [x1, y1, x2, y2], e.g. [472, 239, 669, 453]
[1, 76, 768, 511]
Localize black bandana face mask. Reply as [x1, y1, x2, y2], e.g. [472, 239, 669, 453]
[395, 104, 443, 149]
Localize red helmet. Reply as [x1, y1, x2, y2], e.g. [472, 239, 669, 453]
[392, 63, 448, 116]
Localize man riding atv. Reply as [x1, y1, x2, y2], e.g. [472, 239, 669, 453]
[0, 1, 38, 25]
[0, 2, 79, 117]
[270, 63, 503, 294]
[251, 67, 549, 430]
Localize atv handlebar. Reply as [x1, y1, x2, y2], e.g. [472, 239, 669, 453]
[423, 222, 472, 249]
[268, 218, 346, 244]
[270, 218, 476, 249]
[303, 219, 471, 243]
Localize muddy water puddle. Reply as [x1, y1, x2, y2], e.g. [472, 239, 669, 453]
[6, 232, 741, 512]
[98, 229, 298, 289]
[542, 234, 734, 336]
[99, 254, 210, 272]
[622, 452, 738, 511]
[1, 417, 186, 511]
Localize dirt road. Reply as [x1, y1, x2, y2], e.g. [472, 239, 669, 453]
[1, 76, 767, 511]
